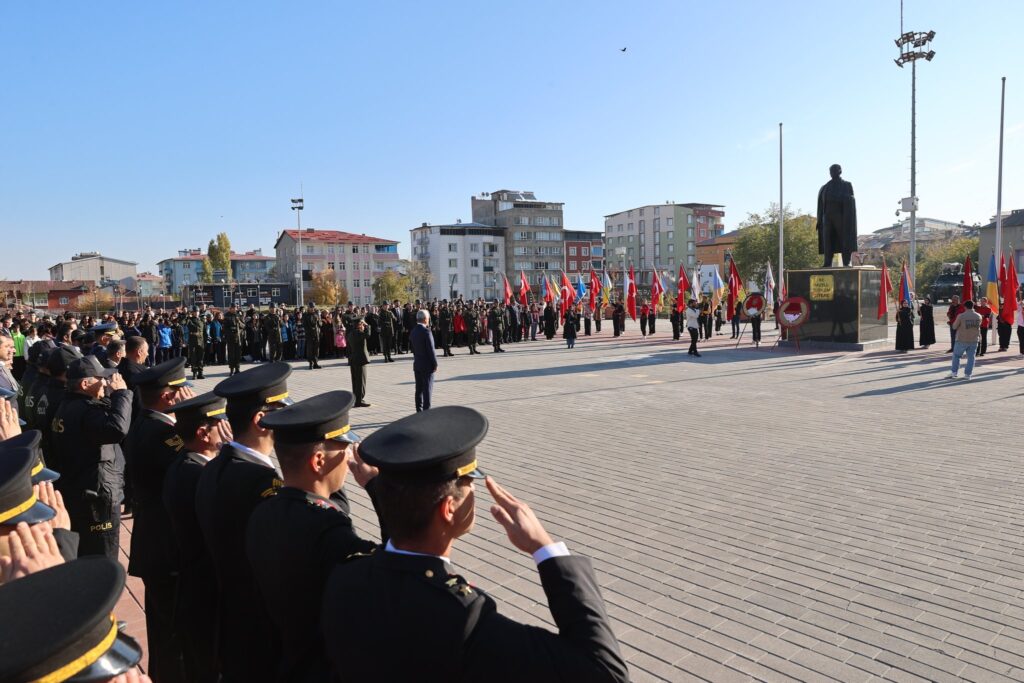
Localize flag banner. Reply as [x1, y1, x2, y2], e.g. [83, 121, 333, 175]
[575, 273, 587, 302]
[676, 265, 690, 312]
[626, 265, 637, 320]
[711, 267, 726, 312]
[589, 269, 601, 312]
[764, 262, 776, 306]
[602, 270, 613, 306]
[726, 260, 743, 321]
[519, 270, 530, 307]
[962, 255, 974, 302]
[502, 273, 513, 305]
[878, 261, 893, 319]
[650, 269, 665, 312]
[899, 261, 913, 305]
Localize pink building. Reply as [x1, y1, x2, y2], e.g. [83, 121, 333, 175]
[274, 229, 400, 305]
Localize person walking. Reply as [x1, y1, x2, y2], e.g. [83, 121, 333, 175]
[895, 300, 915, 352]
[949, 300, 982, 380]
[730, 300, 741, 339]
[639, 301, 649, 337]
[917, 297, 935, 349]
[749, 304, 763, 347]
[685, 299, 701, 357]
[563, 307, 579, 349]
[410, 309, 437, 412]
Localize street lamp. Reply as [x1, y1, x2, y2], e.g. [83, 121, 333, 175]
[894, 26, 936, 286]
[291, 196, 304, 307]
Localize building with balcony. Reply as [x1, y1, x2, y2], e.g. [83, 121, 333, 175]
[410, 221, 506, 300]
[48, 253, 137, 285]
[563, 230, 604, 274]
[471, 190, 565, 295]
[603, 202, 725, 285]
[274, 229, 400, 306]
[695, 230, 741, 276]
[157, 248, 276, 293]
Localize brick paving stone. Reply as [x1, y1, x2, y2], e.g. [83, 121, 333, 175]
[111, 321, 1024, 680]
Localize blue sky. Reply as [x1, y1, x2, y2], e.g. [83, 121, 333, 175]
[1, 1, 1021, 279]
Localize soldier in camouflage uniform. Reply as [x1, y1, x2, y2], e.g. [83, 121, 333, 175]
[302, 302, 322, 369]
[186, 308, 206, 379]
[223, 303, 244, 376]
[263, 307, 283, 362]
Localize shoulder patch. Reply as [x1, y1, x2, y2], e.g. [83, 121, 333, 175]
[164, 434, 185, 452]
[259, 478, 284, 498]
[344, 549, 375, 563]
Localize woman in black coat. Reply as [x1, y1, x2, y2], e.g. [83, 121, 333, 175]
[895, 300, 915, 352]
[542, 303, 556, 340]
[917, 297, 936, 348]
[563, 307, 580, 349]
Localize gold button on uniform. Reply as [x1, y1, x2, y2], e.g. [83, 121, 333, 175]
[425, 570, 434, 578]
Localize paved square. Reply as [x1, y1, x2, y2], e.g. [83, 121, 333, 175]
[121, 322, 1024, 681]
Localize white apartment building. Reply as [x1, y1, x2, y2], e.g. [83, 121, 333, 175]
[410, 221, 506, 300]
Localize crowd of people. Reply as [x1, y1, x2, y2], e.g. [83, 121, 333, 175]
[0, 300, 632, 681]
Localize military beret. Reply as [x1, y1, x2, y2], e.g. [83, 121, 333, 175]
[91, 322, 118, 334]
[133, 357, 190, 389]
[259, 390, 359, 444]
[46, 343, 83, 376]
[0, 558, 142, 682]
[214, 361, 294, 407]
[166, 391, 227, 421]
[0, 430, 59, 484]
[0, 445, 55, 525]
[359, 406, 487, 482]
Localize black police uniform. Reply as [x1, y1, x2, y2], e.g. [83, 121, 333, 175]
[162, 391, 228, 683]
[124, 358, 191, 683]
[35, 344, 82, 468]
[50, 358, 132, 560]
[320, 406, 629, 683]
[379, 307, 395, 361]
[194, 362, 293, 683]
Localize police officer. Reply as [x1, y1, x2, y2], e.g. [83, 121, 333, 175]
[187, 308, 205, 380]
[195, 362, 293, 683]
[51, 355, 132, 560]
[36, 344, 82, 472]
[464, 304, 480, 354]
[302, 302, 321, 369]
[378, 302, 395, 362]
[438, 301, 454, 356]
[320, 407, 629, 683]
[223, 303, 244, 375]
[365, 305, 380, 356]
[21, 339, 55, 429]
[263, 307, 283, 362]
[391, 299, 405, 355]
[488, 302, 506, 352]
[247, 391, 379, 682]
[163, 391, 230, 683]
[124, 357, 193, 683]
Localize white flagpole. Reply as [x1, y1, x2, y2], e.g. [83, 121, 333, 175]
[994, 77, 1006, 345]
[778, 122, 784, 303]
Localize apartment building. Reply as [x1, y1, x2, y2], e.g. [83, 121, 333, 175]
[410, 221, 506, 300]
[471, 190, 565, 292]
[274, 229, 400, 305]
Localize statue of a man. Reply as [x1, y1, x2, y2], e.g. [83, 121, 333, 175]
[816, 164, 857, 267]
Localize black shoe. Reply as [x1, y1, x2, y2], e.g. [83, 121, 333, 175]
[355, 401, 372, 408]
[694, 352, 702, 357]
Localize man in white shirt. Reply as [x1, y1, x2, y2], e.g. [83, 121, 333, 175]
[685, 299, 702, 357]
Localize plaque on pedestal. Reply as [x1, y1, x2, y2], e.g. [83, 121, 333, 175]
[782, 267, 889, 350]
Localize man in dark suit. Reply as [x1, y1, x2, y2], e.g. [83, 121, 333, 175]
[409, 309, 437, 412]
[347, 318, 371, 408]
[320, 407, 629, 683]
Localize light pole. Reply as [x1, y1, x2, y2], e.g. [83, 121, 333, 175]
[291, 196, 304, 307]
[895, 24, 935, 285]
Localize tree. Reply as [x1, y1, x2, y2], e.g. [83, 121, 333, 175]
[309, 269, 348, 307]
[74, 289, 115, 314]
[199, 255, 215, 283]
[405, 261, 434, 300]
[916, 237, 979, 296]
[731, 203, 819, 284]
[207, 232, 232, 275]
[372, 270, 416, 303]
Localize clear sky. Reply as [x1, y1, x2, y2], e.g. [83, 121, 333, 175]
[1, 1, 1021, 279]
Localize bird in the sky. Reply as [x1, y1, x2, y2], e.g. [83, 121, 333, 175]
[620, 47, 627, 52]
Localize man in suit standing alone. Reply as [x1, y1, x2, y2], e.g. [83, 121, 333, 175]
[409, 309, 437, 412]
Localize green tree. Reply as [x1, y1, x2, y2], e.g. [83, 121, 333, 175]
[731, 204, 819, 284]
[309, 269, 348, 306]
[916, 237, 979, 296]
[199, 255, 215, 283]
[207, 232, 232, 274]
[372, 270, 416, 303]
[405, 260, 434, 300]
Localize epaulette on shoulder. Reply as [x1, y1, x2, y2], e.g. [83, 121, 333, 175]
[343, 548, 377, 563]
[260, 478, 283, 498]
[438, 572, 477, 600]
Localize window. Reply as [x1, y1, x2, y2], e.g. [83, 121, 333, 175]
[362, 245, 369, 253]
[582, 247, 589, 256]
[569, 247, 577, 256]
[668, 244, 675, 254]
[639, 220, 645, 232]
[515, 232, 532, 240]
[364, 262, 370, 270]
[628, 223, 633, 231]
[654, 206, 660, 216]
[271, 288, 280, 296]
[449, 259, 458, 268]
[59, 296, 69, 305]
[639, 207, 644, 216]
[653, 218, 660, 230]
[688, 227, 694, 238]
[363, 279, 370, 287]
[470, 259, 479, 268]
[183, 263, 191, 269]
[472, 274, 481, 284]
[352, 246, 359, 253]
[628, 210, 633, 218]
[627, 248, 634, 257]
[470, 243, 480, 252]
[655, 246, 661, 257]
[328, 262, 335, 270]
[654, 233, 660, 245]
[339, 262, 345, 270]
[306, 246, 314, 254]
[451, 275, 458, 284]
[569, 261, 577, 270]
[687, 215, 693, 225]
[688, 255, 696, 266]
[667, 231, 674, 240]
[666, 217, 674, 227]
[627, 235, 633, 243]
[247, 288, 257, 297]
[688, 242, 695, 253]
[448, 243, 458, 252]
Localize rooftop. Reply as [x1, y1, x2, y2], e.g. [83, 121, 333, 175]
[0, 279, 92, 290]
[604, 202, 724, 218]
[274, 229, 399, 248]
[50, 254, 138, 268]
[158, 250, 276, 264]
[696, 229, 741, 246]
[981, 208, 1024, 230]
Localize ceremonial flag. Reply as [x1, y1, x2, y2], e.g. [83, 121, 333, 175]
[878, 260, 893, 319]
[726, 260, 743, 321]
[1006, 252, 1021, 325]
[962, 255, 974, 302]
[626, 265, 637, 320]
[691, 266, 702, 304]
[575, 273, 587, 302]
[502, 273, 513, 305]
[899, 261, 913, 305]
[764, 262, 776, 305]
[601, 270, 613, 306]
[710, 267, 726, 312]
[986, 252, 1000, 311]
[676, 265, 690, 312]
[589, 269, 601, 312]
[542, 274, 555, 303]
[1000, 253, 1016, 324]
[518, 270, 530, 307]
[650, 269, 665, 311]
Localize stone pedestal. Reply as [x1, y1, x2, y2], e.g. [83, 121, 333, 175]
[782, 267, 889, 351]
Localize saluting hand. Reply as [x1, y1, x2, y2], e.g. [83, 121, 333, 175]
[347, 444, 379, 488]
[108, 373, 128, 392]
[486, 477, 554, 555]
[0, 399, 20, 441]
[0, 522, 64, 582]
[36, 482, 71, 531]
[175, 384, 196, 404]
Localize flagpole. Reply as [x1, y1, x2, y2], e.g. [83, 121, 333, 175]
[778, 122, 784, 304]
[995, 76, 1006, 294]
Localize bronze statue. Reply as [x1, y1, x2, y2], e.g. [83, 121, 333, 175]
[816, 164, 857, 267]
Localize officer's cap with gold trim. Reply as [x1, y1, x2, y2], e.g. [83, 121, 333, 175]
[259, 390, 359, 444]
[0, 557, 142, 682]
[166, 391, 227, 421]
[0, 445, 55, 525]
[214, 361, 294, 407]
[359, 406, 487, 482]
[0, 429, 59, 484]
[133, 357, 191, 390]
